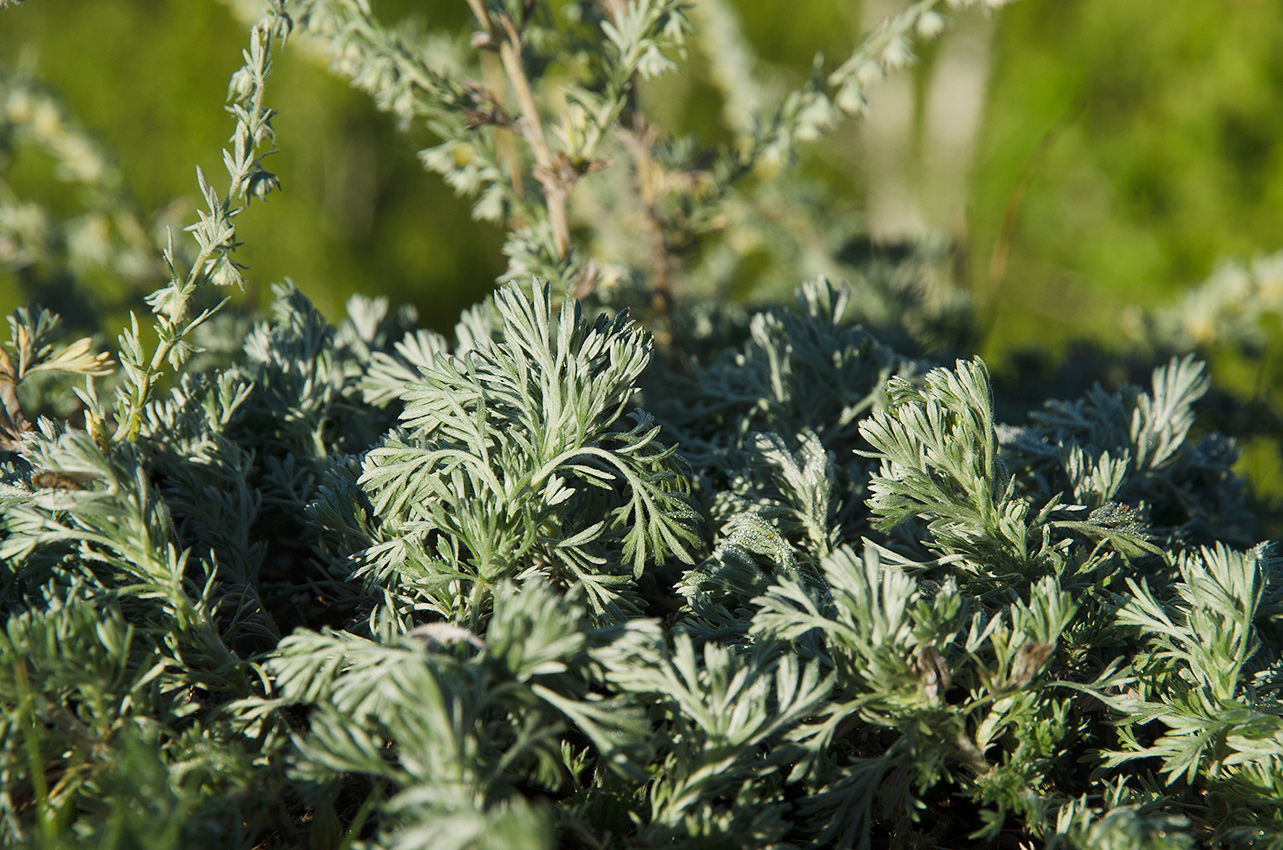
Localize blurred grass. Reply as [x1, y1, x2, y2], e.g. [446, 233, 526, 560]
[0, 0, 505, 333]
[970, 0, 1283, 360]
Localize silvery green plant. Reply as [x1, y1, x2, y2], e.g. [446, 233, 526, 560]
[1, 1, 1281, 849]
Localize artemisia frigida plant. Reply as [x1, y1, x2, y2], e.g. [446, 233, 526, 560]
[1, 0, 1281, 848]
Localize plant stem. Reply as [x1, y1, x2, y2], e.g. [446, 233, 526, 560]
[0, 347, 30, 451]
[498, 17, 570, 260]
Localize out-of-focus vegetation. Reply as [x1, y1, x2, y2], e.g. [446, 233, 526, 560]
[972, 0, 1283, 355]
[1, 0, 507, 329]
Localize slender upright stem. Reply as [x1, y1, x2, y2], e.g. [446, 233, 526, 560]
[498, 18, 570, 260]
[621, 120, 674, 344]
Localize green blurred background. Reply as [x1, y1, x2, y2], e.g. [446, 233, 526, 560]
[2, 0, 1281, 360]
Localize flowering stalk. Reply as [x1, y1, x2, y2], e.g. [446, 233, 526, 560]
[107, 5, 289, 443]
